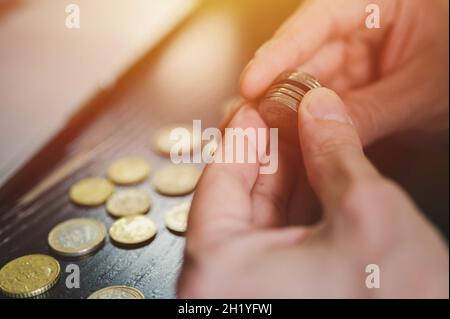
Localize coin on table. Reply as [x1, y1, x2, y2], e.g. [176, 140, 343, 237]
[0, 254, 60, 298]
[165, 202, 191, 233]
[48, 218, 106, 257]
[153, 164, 201, 196]
[88, 285, 145, 299]
[69, 177, 115, 206]
[107, 157, 151, 185]
[109, 215, 157, 245]
[153, 124, 201, 156]
[106, 189, 152, 218]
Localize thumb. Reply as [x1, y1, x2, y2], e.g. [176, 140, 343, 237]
[297, 88, 378, 212]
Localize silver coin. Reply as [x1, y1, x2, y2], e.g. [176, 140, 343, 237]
[48, 218, 106, 257]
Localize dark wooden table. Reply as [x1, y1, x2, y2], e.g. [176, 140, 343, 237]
[0, 0, 448, 299]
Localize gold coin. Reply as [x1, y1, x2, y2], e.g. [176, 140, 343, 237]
[109, 215, 157, 245]
[0, 254, 60, 298]
[48, 218, 106, 257]
[153, 164, 201, 196]
[165, 202, 191, 233]
[69, 177, 114, 206]
[107, 157, 151, 185]
[88, 285, 145, 299]
[106, 189, 152, 218]
[153, 125, 201, 156]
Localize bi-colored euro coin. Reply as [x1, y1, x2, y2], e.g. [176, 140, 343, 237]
[88, 285, 145, 299]
[69, 177, 114, 206]
[165, 202, 190, 233]
[107, 157, 151, 185]
[0, 254, 60, 298]
[48, 218, 106, 257]
[109, 215, 157, 245]
[106, 189, 152, 218]
[153, 125, 201, 156]
[153, 164, 201, 196]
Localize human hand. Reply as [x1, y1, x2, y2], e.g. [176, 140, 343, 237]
[178, 88, 449, 298]
[240, 0, 449, 145]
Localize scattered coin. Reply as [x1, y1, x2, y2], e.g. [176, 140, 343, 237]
[106, 189, 152, 218]
[153, 164, 201, 196]
[165, 202, 191, 233]
[69, 177, 115, 206]
[88, 285, 145, 299]
[107, 157, 151, 185]
[0, 254, 60, 298]
[153, 124, 201, 156]
[109, 215, 157, 245]
[48, 218, 106, 257]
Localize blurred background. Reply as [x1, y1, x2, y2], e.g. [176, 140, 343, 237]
[0, 0, 447, 298]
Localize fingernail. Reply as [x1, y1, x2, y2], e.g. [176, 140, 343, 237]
[304, 88, 351, 124]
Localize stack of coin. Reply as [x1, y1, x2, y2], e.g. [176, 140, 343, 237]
[258, 71, 322, 142]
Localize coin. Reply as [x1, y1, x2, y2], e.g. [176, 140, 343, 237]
[0, 254, 60, 298]
[165, 202, 191, 233]
[153, 164, 201, 196]
[88, 285, 145, 299]
[48, 218, 106, 257]
[69, 177, 115, 206]
[153, 124, 201, 156]
[106, 189, 152, 218]
[259, 71, 322, 143]
[107, 157, 151, 185]
[109, 215, 157, 245]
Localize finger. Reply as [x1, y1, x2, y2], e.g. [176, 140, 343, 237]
[188, 105, 262, 247]
[250, 139, 297, 227]
[298, 40, 347, 85]
[344, 54, 450, 145]
[297, 87, 379, 213]
[240, 0, 370, 99]
[219, 97, 254, 135]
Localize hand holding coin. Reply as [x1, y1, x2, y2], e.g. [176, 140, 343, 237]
[179, 88, 449, 298]
[240, 0, 449, 146]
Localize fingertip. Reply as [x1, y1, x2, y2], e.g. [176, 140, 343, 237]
[239, 61, 267, 100]
[298, 87, 352, 126]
